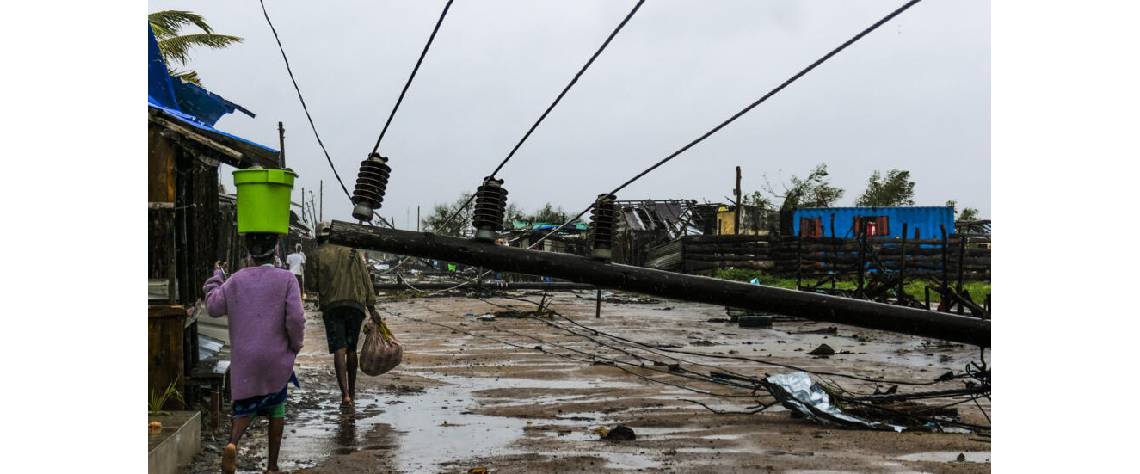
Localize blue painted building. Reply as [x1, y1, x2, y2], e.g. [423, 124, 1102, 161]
[790, 206, 955, 240]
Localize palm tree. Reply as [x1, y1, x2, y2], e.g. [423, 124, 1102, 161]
[149, 10, 242, 85]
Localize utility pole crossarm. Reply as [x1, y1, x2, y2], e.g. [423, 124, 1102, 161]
[328, 220, 989, 347]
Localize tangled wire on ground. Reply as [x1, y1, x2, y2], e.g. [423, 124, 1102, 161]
[377, 292, 991, 432]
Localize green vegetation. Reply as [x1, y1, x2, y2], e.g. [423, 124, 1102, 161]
[423, 192, 475, 236]
[759, 163, 845, 211]
[856, 169, 916, 207]
[712, 268, 990, 303]
[148, 379, 185, 415]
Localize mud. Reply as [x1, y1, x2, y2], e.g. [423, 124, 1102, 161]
[185, 290, 990, 473]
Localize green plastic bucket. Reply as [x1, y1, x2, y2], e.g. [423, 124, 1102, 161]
[232, 168, 298, 234]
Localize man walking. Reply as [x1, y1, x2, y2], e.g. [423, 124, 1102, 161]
[286, 243, 306, 299]
[312, 223, 377, 407]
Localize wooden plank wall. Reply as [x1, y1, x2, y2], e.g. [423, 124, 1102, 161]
[174, 149, 221, 307]
[148, 305, 186, 410]
[149, 124, 178, 302]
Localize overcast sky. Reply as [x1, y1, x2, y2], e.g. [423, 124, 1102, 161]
[151, 0, 989, 228]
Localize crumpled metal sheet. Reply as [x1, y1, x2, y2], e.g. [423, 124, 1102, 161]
[766, 372, 904, 432]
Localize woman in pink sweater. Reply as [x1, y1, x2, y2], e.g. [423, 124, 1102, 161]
[203, 233, 305, 474]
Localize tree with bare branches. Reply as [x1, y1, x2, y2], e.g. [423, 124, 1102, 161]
[759, 164, 845, 211]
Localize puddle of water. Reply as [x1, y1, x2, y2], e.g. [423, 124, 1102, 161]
[464, 376, 644, 391]
[675, 447, 752, 454]
[700, 433, 745, 440]
[363, 373, 658, 471]
[272, 373, 536, 471]
[484, 394, 625, 408]
[785, 471, 864, 474]
[502, 449, 660, 470]
[897, 451, 990, 463]
[379, 379, 528, 472]
[277, 390, 393, 470]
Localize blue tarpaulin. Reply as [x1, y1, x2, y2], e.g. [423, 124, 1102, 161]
[148, 25, 276, 156]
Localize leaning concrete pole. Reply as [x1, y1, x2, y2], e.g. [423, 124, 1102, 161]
[329, 221, 989, 347]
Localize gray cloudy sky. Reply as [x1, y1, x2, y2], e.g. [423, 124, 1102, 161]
[152, 0, 990, 228]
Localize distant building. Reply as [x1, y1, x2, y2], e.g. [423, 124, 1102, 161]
[504, 222, 589, 255]
[790, 206, 956, 240]
[712, 204, 778, 236]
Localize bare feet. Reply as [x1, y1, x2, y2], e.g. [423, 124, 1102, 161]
[341, 396, 353, 406]
[221, 442, 237, 474]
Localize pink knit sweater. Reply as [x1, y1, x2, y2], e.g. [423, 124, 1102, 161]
[203, 266, 305, 400]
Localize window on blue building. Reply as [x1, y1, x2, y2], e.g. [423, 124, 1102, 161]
[854, 216, 889, 237]
[800, 217, 823, 238]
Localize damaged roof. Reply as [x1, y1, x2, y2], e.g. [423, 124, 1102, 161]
[148, 25, 279, 168]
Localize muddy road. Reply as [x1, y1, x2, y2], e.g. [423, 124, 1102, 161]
[186, 290, 990, 473]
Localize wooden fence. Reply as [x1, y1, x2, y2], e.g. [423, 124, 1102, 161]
[645, 234, 773, 274]
[772, 235, 991, 281]
[643, 232, 990, 281]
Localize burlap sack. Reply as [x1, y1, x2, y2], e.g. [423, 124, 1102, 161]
[359, 314, 403, 376]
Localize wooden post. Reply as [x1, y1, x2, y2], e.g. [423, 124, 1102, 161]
[900, 223, 908, 299]
[309, 195, 318, 233]
[857, 224, 867, 297]
[734, 166, 742, 235]
[311, 191, 318, 227]
[957, 234, 967, 315]
[595, 288, 602, 319]
[319, 180, 324, 222]
[417, 205, 421, 232]
[940, 225, 949, 310]
[277, 121, 286, 168]
[795, 235, 803, 290]
[830, 214, 837, 290]
[328, 221, 991, 346]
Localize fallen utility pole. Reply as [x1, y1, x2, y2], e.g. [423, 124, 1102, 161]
[329, 221, 989, 347]
[374, 281, 595, 291]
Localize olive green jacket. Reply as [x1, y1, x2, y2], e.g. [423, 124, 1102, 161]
[313, 243, 376, 311]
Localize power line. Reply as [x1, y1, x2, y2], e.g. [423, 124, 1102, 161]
[370, 0, 456, 154]
[261, 0, 455, 229]
[488, 0, 646, 178]
[527, 0, 925, 251]
[428, 0, 646, 236]
[259, 0, 352, 202]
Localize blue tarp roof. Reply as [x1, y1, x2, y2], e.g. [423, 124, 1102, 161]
[147, 25, 276, 157]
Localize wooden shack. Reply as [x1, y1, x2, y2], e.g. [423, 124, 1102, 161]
[148, 107, 280, 407]
[148, 25, 281, 407]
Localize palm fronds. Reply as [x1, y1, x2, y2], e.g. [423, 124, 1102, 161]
[169, 69, 202, 86]
[157, 33, 243, 66]
[149, 10, 213, 39]
[148, 9, 243, 83]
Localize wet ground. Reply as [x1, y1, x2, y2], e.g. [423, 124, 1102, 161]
[185, 290, 990, 473]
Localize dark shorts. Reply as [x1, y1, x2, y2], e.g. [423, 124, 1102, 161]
[322, 306, 365, 353]
[232, 373, 299, 419]
[294, 274, 304, 291]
